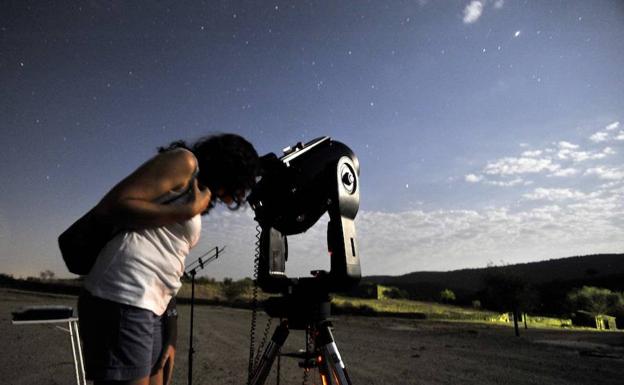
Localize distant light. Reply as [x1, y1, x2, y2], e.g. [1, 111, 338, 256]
[405, 184, 409, 189]
[514, 30, 521, 38]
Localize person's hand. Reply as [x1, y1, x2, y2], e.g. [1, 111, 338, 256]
[157, 344, 176, 385]
[189, 179, 212, 216]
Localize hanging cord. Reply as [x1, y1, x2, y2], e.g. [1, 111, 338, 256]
[276, 324, 282, 385]
[247, 225, 262, 384]
[301, 325, 313, 385]
[254, 317, 273, 369]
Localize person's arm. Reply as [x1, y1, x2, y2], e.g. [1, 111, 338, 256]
[94, 148, 211, 229]
[163, 297, 178, 347]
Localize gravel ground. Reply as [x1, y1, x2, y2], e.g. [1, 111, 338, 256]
[2, 288, 624, 385]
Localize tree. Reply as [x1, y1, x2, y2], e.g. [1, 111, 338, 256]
[439, 289, 456, 303]
[480, 268, 537, 336]
[221, 278, 252, 302]
[566, 286, 624, 316]
[384, 287, 409, 299]
[39, 270, 55, 280]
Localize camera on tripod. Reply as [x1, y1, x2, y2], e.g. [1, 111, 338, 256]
[248, 136, 361, 294]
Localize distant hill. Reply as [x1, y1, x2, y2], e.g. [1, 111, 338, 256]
[363, 253, 624, 305]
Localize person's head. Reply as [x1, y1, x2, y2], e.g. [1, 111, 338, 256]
[159, 133, 259, 210]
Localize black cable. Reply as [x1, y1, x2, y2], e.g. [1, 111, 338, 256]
[247, 225, 262, 384]
[254, 318, 272, 369]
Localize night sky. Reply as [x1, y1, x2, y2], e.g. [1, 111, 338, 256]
[2, 1, 623, 279]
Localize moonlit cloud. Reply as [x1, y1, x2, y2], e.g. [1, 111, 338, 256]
[356, 203, 624, 274]
[465, 173, 483, 183]
[605, 121, 620, 131]
[484, 157, 560, 175]
[187, 176, 624, 277]
[558, 141, 579, 150]
[549, 168, 578, 177]
[521, 150, 543, 157]
[523, 187, 587, 201]
[463, 1, 484, 24]
[484, 178, 524, 187]
[590, 131, 609, 142]
[557, 146, 614, 162]
[585, 166, 624, 181]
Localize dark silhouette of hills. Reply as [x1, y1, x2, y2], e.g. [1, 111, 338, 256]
[363, 253, 624, 305]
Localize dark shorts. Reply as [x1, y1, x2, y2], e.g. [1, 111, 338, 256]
[78, 291, 164, 381]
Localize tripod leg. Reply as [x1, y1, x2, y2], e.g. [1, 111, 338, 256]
[249, 320, 289, 385]
[315, 321, 353, 385]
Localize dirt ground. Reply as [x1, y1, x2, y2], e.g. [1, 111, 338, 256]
[2, 288, 624, 385]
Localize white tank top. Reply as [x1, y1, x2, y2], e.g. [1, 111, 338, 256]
[84, 178, 201, 316]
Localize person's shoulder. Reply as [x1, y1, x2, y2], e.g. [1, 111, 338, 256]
[158, 148, 197, 173]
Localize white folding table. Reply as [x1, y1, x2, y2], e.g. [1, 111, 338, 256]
[12, 305, 86, 385]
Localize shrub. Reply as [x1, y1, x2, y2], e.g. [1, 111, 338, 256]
[566, 286, 624, 316]
[439, 289, 456, 303]
[221, 278, 252, 302]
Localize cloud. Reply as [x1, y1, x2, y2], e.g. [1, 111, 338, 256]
[493, 0, 505, 9]
[558, 141, 579, 150]
[484, 157, 560, 175]
[355, 201, 624, 274]
[549, 168, 578, 177]
[465, 174, 483, 183]
[616, 131, 624, 141]
[557, 145, 614, 162]
[485, 178, 524, 187]
[585, 166, 624, 181]
[590, 131, 609, 143]
[523, 187, 587, 201]
[605, 121, 620, 131]
[521, 150, 543, 157]
[463, 1, 484, 24]
[193, 185, 624, 277]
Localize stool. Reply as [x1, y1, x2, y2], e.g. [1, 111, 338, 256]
[12, 305, 86, 385]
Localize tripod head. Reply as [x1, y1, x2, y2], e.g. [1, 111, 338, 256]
[248, 137, 361, 295]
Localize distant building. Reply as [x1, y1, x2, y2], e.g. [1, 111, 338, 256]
[572, 310, 618, 330]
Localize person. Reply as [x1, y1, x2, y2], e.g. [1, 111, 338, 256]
[78, 133, 259, 385]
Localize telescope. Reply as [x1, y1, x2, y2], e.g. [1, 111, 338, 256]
[248, 136, 361, 294]
[246, 136, 361, 385]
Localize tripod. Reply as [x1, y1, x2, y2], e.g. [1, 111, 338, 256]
[248, 278, 353, 385]
[184, 246, 225, 385]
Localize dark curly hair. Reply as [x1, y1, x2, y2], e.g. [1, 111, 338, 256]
[158, 134, 259, 210]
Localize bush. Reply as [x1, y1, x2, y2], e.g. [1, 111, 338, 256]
[439, 289, 456, 303]
[221, 278, 253, 302]
[384, 287, 410, 299]
[566, 286, 624, 316]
